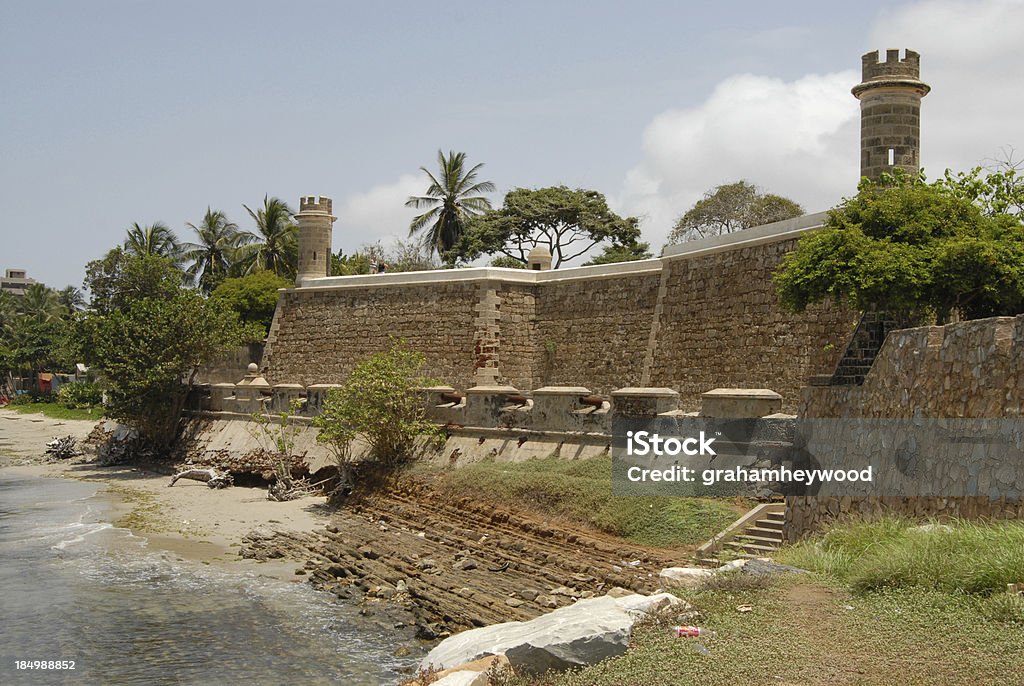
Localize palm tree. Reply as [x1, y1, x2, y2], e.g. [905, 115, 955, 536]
[18, 284, 64, 322]
[124, 222, 182, 261]
[0, 290, 17, 334]
[238, 196, 297, 278]
[182, 208, 247, 293]
[56, 286, 86, 314]
[406, 150, 495, 255]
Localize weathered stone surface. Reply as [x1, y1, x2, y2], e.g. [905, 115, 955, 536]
[420, 593, 685, 674]
[261, 230, 854, 413]
[789, 315, 1024, 540]
[658, 567, 715, 588]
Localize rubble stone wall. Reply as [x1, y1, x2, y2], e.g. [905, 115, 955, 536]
[787, 315, 1024, 540]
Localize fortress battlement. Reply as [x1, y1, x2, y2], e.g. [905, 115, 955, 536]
[299, 195, 333, 214]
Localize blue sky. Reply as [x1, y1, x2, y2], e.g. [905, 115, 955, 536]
[2, 1, 1021, 288]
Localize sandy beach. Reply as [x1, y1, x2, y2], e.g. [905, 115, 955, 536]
[0, 408, 328, 580]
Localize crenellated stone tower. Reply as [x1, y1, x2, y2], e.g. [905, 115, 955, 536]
[295, 195, 336, 284]
[852, 49, 930, 181]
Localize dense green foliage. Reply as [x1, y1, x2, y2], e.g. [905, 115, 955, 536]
[667, 180, 804, 245]
[406, 150, 495, 255]
[775, 170, 1024, 323]
[583, 240, 653, 265]
[452, 186, 641, 268]
[209, 270, 290, 337]
[0, 284, 76, 385]
[56, 380, 103, 408]
[312, 343, 443, 466]
[71, 252, 245, 451]
[123, 221, 182, 261]
[182, 207, 247, 293]
[238, 196, 298, 278]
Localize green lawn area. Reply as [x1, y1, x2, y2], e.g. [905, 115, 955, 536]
[508, 518, 1024, 686]
[6, 402, 104, 421]
[425, 454, 744, 548]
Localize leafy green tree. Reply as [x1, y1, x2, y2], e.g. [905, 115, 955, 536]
[331, 249, 373, 276]
[209, 270, 290, 337]
[183, 208, 247, 293]
[667, 180, 804, 245]
[0, 291, 16, 335]
[774, 170, 1024, 324]
[406, 150, 495, 255]
[56, 286, 86, 313]
[312, 342, 443, 470]
[124, 221, 182, 261]
[18, 284, 64, 322]
[584, 240, 653, 266]
[0, 286, 73, 385]
[452, 186, 640, 268]
[238, 196, 298, 278]
[85, 247, 181, 314]
[71, 252, 246, 451]
[935, 160, 1023, 218]
[489, 256, 528, 269]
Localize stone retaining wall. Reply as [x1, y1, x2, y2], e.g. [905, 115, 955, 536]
[787, 314, 1024, 540]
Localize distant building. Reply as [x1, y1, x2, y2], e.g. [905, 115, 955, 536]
[1, 268, 36, 296]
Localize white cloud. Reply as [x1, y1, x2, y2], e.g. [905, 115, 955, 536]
[868, 0, 1024, 174]
[333, 173, 423, 252]
[617, 0, 1023, 251]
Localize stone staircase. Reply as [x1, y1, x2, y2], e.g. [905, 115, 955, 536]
[720, 508, 785, 558]
[695, 502, 786, 566]
[810, 312, 901, 387]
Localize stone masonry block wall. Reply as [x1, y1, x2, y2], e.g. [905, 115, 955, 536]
[496, 285, 539, 389]
[648, 239, 854, 412]
[787, 315, 1024, 540]
[533, 272, 661, 394]
[262, 283, 480, 387]
[262, 219, 856, 410]
[800, 315, 1024, 419]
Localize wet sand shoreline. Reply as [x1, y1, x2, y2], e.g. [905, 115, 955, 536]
[0, 408, 323, 581]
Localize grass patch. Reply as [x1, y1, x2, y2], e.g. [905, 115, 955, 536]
[430, 454, 741, 548]
[778, 517, 1024, 596]
[516, 579, 1024, 686]
[7, 402, 104, 421]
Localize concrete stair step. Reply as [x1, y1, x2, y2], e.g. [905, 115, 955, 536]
[741, 527, 784, 541]
[724, 540, 778, 553]
[755, 518, 784, 530]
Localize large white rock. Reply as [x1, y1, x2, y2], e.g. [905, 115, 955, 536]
[658, 567, 715, 588]
[420, 593, 684, 674]
[432, 671, 487, 686]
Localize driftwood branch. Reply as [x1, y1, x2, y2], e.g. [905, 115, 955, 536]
[169, 468, 233, 489]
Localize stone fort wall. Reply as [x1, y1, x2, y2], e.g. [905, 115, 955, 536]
[261, 213, 856, 412]
[786, 314, 1024, 539]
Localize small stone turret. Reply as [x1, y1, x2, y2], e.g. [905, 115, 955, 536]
[295, 195, 336, 284]
[852, 49, 930, 181]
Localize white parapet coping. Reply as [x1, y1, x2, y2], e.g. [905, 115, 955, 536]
[660, 211, 828, 259]
[286, 210, 827, 292]
[700, 388, 782, 400]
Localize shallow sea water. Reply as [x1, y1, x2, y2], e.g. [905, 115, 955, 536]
[0, 472, 409, 685]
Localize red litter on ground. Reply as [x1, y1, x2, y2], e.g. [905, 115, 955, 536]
[674, 625, 712, 638]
